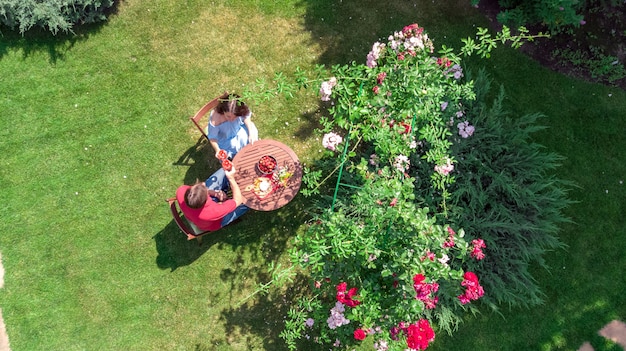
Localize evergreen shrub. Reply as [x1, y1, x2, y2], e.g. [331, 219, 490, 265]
[0, 0, 114, 35]
[412, 70, 574, 308]
[470, 0, 584, 33]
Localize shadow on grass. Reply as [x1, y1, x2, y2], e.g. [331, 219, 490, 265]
[296, 0, 479, 66]
[171, 137, 222, 185]
[153, 220, 217, 271]
[293, 108, 325, 142]
[202, 273, 326, 351]
[210, 194, 313, 350]
[153, 138, 227, 271]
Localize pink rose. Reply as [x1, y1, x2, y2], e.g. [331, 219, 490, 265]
[322, 132, 343, 151]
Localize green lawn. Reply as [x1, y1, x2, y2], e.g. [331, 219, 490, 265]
[0, 0, 624, 350]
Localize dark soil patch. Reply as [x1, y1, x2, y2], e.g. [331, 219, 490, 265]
[476, 0, 626, 90]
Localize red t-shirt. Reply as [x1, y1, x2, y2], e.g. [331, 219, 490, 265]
[176, 185, 237, 231]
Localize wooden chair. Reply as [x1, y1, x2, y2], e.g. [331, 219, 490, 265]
[166, 197, 211, 245]
[189, 92, 227, 141]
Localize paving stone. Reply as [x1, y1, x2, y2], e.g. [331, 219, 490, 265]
[0, 253, 4, 289]
[0, 309, 9, 351]
[578, 341, 594, 351]
[599, 320, 626, 349]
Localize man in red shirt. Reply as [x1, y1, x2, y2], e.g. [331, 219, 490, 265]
[176, 166, 248, 231]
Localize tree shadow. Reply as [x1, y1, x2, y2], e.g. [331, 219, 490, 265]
[202, 195, 313, 350]
[199, 273, 328, 351]
[293, 108, 325, 141]
[0, 1, 123, 62]
[296, 0, 482, 66]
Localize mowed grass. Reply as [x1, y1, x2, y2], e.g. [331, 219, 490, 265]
[0, 0, 624, 350]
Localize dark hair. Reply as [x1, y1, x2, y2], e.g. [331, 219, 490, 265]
[184, 183, 208, 209]
[215, 92, 250, 117]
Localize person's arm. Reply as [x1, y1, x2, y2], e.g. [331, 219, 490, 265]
[207, 189, 227, 202]
[224, 166, 244, 206]
[207, 111, 223, 158]
[243, 114, 258, 143]
[209, 139, 221, 158]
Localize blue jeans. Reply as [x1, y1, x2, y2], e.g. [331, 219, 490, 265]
[205, 168, 249, 228]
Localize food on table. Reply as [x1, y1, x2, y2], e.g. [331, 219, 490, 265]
[258, 155, 277, 174]
[272, 166, 293, 187]
[250, 177, 273, 198]
[217, 149, 228, 161]
[258, 179, 271, 192]
[221, 159, 233, 171]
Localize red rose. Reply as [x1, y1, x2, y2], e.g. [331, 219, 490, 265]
[336, 283, 361, 307]
[463, 271, 478, 283]
[406, 319, 435, 350]
[413, 273, 425, 285]
[399, 122, 412, 134]
[354, 328, 366, 340]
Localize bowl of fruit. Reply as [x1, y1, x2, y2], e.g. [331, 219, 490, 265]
[257, 155, 277, 175]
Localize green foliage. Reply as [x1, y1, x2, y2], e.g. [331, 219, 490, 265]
[459, 26, 549, 58]
[494, 0, 584, 33]
[412, 70, 574, 308]
[289, 173, 475, 345]
[551, 46, 626, 83]
[270, 24, 550, 351]
[238, 23, 560, 351]
[0, 0, 113, 35]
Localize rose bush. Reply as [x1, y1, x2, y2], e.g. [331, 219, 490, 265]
[278, 24, 491, 351]
[241, 23, 562, 351]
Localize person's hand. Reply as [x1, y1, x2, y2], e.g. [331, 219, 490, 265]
[248, 132, 258, 144]
[212, 190, 228, 202]
[225, 164, 237, 178]
[248, 126, 259, 144]
[221, 159, 233, 172]
[216, 149, 228, 161]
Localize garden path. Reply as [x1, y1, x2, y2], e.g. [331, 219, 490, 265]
[578, 320, 626, 351]
[0, 312, 8, 351]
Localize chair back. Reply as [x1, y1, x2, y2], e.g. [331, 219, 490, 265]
[166, 197, 211, 244]
[190, 92, 227, 140]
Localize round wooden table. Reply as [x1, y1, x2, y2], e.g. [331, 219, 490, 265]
[232, 139, 303, 211]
